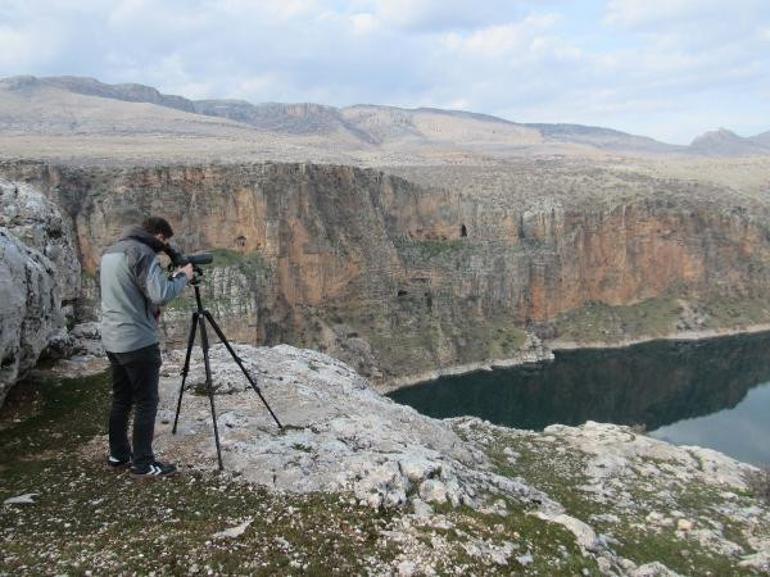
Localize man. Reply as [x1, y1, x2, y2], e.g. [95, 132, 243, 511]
[100, 217, 193, 477]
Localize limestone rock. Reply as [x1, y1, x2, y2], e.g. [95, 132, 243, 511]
[0, 229, 66, 404]
[68, 322, 104, 357]
[0, 179, 81, 304]
[155, 344, 545, 512]
[630, 562, 686, 577]
[212, 518, 253, 540]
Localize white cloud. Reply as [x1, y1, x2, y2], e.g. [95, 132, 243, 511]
[443, 15, 559, 58]
[0, 0, 767, 143]
[604, 0, 719, 28]
[370, 0, 537, 32]
[0, 21, 62, 69]
[217, 0, 320, 21]
[349, 13, 378, 36]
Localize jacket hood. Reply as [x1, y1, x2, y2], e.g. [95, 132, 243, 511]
[120, 226, 167, 253]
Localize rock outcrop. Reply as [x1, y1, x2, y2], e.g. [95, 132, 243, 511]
[159, 343, 545, 511]
[143, 343, 769, 576]
[0, 178, 83, 402]
[0, 230, 66, 403]
[0, 178, 81, 310]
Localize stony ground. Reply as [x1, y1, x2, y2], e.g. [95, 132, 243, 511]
[1, 344, 768, 576]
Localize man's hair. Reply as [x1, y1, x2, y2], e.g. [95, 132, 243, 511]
[142, 216, 174, 239]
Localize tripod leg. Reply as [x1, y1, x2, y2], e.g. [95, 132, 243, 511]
[199, 313, 224, 470]
[203, 310, 283, 430]
[172, 312, 199, 435]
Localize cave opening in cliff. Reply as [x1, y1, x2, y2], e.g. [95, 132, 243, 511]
[461, 224, 467, 237]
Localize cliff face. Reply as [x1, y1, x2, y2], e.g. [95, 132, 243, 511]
[2, 160, 770, 384]
[0, 178, 82, 403]
[512, 202, 769, 321]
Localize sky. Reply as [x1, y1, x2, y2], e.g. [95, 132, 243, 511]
[1, 0, 769, 144]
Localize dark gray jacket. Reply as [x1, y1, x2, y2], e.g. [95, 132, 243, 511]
[100, 226, 188, 353]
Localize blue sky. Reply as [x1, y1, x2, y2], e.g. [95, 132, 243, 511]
[1, 0, 769, 144]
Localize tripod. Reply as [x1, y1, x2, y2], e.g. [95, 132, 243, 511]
[171, 269, 283, 470]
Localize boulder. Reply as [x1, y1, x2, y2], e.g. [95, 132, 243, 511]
[0, 178, 81, 306]
[0, 229, 67, 404]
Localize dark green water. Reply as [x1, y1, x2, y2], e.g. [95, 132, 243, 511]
[388, 331, 770, 466]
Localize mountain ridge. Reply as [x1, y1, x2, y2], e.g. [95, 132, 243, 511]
[1, 74, 769, 159]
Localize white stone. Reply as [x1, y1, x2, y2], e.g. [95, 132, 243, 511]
[397, 560, 416, 577]
[676, 518, 694, 532]
[212, 518, 253, 540]
[4, 493, 38, 505]
[0, 179, 81, 302]
[631, 561, 686, 577]
[516, 552, 533, 566]
[419, 479, 448, 504]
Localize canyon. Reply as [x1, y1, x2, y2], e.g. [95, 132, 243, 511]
[2, 155, 770, 393]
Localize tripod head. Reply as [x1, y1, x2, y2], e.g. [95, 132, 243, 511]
[190, 264, 205, 286]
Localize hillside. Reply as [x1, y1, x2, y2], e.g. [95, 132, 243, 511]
[3, 75, 768, 164]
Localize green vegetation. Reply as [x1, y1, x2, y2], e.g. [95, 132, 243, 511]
[396, 238, 468, 261]
[209, 248, 271, 273]
[699, 295, 770, 329]
[414, 501, 602, 576]
[554, 293, 770, 344]
[553, 297, 681, 343]
[329, 295, 528, 381]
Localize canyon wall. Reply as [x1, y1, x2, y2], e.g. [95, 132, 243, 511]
[2, 160, 769, 385]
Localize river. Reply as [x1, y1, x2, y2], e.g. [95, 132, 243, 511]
[388, 331, 770, 467]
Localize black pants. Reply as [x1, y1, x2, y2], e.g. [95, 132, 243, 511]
[107, 344, 162, 467]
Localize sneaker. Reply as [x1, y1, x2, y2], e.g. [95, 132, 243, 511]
[107, 455, 132, 469]
[131, 460, 178, 478]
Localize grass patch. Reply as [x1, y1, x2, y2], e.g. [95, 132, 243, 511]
[554, 294, 770, 345]
[553, 297, 682, 343]
[208, 249, 270, 273]
[396, 238, 468, 260]
[417, 501, 602, 576]
[700, 295, 770, 329]
[484, 432, 599, 521]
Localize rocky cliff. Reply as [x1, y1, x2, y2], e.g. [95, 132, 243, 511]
[1, 160, 770, 388]
[0, 178, 82, 403]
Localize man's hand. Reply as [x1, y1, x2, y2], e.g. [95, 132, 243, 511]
[179, 263, 194, 281]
